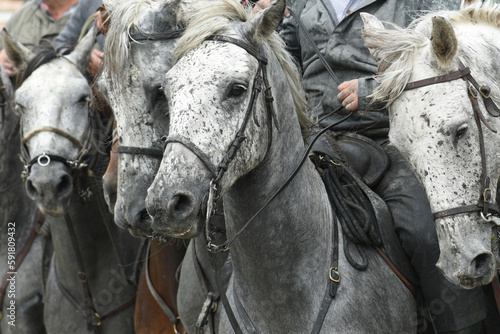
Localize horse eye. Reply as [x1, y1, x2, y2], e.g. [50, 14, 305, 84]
[228, 84, 247, 98]
[455, 124, 468, 139]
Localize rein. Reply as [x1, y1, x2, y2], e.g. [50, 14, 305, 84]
[144, 241, 182, 334]
[404, 59, 500, 222]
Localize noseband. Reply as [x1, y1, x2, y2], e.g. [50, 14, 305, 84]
[404, 59, 500, 222]
[19, 108, 93, 179]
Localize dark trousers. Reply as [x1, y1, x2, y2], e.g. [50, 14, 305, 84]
[375, 142, 487, 333]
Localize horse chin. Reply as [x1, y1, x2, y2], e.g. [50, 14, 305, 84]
[436, 258, 496, 289]
[36, 201, 68, 217]
[150, 217, 203, 239]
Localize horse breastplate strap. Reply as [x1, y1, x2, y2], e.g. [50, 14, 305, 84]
[404, 59, 500, 221]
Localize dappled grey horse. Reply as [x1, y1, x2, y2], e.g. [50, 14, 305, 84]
[362, 1, 500, 289]
[4, 28, 142, 333]
[146, 0, 416, 332]
[0, 63, 46, 334]
[99, 0, 227, 332]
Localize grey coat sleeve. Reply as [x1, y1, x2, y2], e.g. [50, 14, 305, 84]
[51, 0, 103, 54]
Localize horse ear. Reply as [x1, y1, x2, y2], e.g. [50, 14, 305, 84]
[65, 25, 97, 74]
[430, 16, 457, 68]
[246, 0, 286, 41]
[1, 28, 35, 72]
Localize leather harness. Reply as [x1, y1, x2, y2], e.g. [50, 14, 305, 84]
[403, 60, 500, 222]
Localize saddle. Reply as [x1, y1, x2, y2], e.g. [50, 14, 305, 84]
[309, 131, 419, 289]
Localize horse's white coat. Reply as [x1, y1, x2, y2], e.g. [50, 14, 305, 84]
[362, 3, 500, 288]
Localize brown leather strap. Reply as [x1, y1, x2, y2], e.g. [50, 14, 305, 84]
[404, 67, 470, 91]
[376, 248, 417, 298]
[98, 295, 136, 324]
[22, 126, 83, 149]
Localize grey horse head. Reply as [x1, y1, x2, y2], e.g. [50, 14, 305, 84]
[4, 27, 95, 216]
[362, 6, 500, 288]
[99, 0, 189, 237]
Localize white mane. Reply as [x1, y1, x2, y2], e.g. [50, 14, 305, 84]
[365, 1, 500, 107]
[102, 0, 184, 92]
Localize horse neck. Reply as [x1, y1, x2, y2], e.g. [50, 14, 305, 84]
[50, 189, 137, 296]
[223, 115, 333, 328]
[0, 114, 39, 270]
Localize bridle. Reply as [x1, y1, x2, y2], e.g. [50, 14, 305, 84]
[113, 27, 186, 160]
[19, 108, 93, 180]
[18, 56, 96, 180]
[403, 59, 500, 223]
[163, 34, 348, 334]
[163, 35, 278, 253]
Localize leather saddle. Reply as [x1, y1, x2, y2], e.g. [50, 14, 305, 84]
[309, 131, 419, 288]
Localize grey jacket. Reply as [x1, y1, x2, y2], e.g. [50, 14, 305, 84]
[280, 0, 460, 137]
[0, 0, 76, 51]
[51, 0, 104, 54]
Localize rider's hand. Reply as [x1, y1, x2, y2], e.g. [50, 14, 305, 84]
[0, 49, 17, 77]
[337, 79, 359, 113]
[251, 0, 290, 17]
[87, 49, 104, 77]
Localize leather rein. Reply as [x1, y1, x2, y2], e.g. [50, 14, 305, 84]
[403, 59, 500, 222]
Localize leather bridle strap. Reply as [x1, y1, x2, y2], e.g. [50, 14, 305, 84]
[129, 28, 185, 42]
[116, 145, 163, 158]
[404, 59, 500, 221]
[22, 126, 83, 149]
[144, 241, 182, 334]
[64, 212, 99, 333]
[403, 66, 471, 91]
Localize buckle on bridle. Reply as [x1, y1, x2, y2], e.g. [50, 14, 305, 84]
[483, 188, 492, 203]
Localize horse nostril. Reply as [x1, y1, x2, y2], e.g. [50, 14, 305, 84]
[471, 252, 494, 278]
[26, 179, 40, 197]
[57, 174, 73, 198]
[167, 194, 193, 219]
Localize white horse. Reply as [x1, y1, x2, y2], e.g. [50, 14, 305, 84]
[361, 1, 500, 289]
[146, 0, 417, 332]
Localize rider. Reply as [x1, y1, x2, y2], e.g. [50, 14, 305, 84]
[0, 0, 80, 82]
[52, 0, 106, 78]
[254, 0, 487, 333]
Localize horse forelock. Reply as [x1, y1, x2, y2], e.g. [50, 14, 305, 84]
[103, 0, 178, 92]
[175, 0, 310, 132]
[19, 47, 58, 86]
[369, 1, 500, 108]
